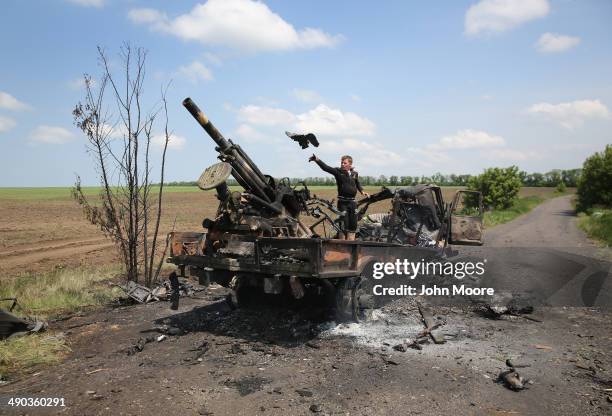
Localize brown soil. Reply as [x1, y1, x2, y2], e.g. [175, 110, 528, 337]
[0, 188, 390, 276]
[0, 187, 556, 276]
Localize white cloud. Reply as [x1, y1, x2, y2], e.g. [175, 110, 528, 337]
[527, 99, 610, 129]
[238, 105, 297, 126]
[428, 129, 505, 150]
[296, 105, 375, 137]
[0, 91, 31, 111]
[127, 8, 166, 25]
[350, 94, 362, 102]
[0, 116, 16, 133]
[152, 134, 186, 150]
[291, 88, 322, 103]
[128, 0, 343, 53]
[30, 126, 75, 144]
[177, 61, 213, 83]
[99, 123, 127, 139]
[234, 124, 273, 143]
[465, 0, 550, 36]
[65, 0, 105, 7]
[320, 138, 405, 169]
[535, 33, 580, 53]
[203, 52, 223, 66]
[238, 104, 375, 137]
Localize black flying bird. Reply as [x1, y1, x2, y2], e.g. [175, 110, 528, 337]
[285, 131, 319, 149]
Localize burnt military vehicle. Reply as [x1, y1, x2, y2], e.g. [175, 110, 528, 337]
[168, 98, 484, 321]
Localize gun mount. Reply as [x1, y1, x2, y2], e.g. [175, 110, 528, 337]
[171, 99, 485, 321]
[183, 98, 312, 238]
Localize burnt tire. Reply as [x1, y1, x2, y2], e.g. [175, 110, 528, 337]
[334, 262, 379, 322]
[352, 275, 376, 322]
[334, 277, 356, 322]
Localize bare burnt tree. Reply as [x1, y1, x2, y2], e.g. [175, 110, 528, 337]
[72, 44, 171, 286]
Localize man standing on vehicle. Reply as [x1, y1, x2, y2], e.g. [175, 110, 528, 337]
[309, 154, 369, 240]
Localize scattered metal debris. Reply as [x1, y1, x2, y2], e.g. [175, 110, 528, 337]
[418, 303, 446, 344]
[476, 296, 537, 321]
[118, 277, 202, 305]
[498, 369, 530, 391]
[0, 308, 47, 340]
[498, 360, 533, 391]
[126, 336, 155, 355]
[120, 281, 156, 304]
[189, 340, 210, 359]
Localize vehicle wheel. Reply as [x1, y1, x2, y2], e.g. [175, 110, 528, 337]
[333, 275, 377, 322]
[226, 292, 238, 310]
[334, 277, 356, 322]
[226, 274, 246, 309]
[352, 275, 376, 322]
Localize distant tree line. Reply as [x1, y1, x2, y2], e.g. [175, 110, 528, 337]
[164, 168, 581, 188]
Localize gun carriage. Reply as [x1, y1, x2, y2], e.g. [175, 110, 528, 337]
[169, 98, 484, 321]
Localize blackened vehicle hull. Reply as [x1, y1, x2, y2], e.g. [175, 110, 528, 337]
[167, 232, 444, 321]
[169, 233, 441, 279]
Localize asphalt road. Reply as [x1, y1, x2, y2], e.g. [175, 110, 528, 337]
[456, 195, 612, 309]
[485, 194, 608, 251]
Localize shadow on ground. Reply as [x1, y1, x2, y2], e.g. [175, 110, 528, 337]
[152, 293, 334, 347]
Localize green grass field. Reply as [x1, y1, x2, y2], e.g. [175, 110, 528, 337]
[0, 186, 204, 200]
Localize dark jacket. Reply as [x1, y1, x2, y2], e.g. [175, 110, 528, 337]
[315, 159, 363, 199]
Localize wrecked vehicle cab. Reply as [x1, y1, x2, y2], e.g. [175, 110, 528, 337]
[357, 184, 484, 247]
[168, 99, 484, 321]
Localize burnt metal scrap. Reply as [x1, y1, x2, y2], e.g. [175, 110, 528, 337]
[0, 308, 47, 340]
[118, 278, 201, 305]
[169, 98, 486, 321]
[498, 360, 533, 391]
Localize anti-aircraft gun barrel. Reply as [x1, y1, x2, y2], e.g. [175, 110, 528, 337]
[183, 97, 231, 151]
[183, 97, 274, 203]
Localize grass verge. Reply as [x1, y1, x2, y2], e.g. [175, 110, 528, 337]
[0, 266, 122, 377]
[0, 266, 122, 319]
[578, 209, 612, 247]
[0, 333, 71, 376]
[484, 196, 545, 227]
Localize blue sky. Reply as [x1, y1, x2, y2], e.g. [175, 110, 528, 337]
[1, 0, 611, 186]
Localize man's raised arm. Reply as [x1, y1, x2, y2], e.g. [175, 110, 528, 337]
[309, 154, 337, 175]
